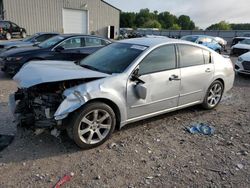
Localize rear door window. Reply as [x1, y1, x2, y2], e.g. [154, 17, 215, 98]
[85, 37, 103, 47]
[59, 37, 85, 49]
[178, 45, 205, 67]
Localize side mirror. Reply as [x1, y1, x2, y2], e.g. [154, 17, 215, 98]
[134, 83, 147, 100]
[198, 41, 203, 44]
[54, 46, 64, 52]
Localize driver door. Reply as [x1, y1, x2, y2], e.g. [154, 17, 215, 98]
[126, 44, 181, 119]
[49, 37, 85, 61]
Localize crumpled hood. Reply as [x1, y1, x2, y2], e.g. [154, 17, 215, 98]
[232, 43, 250, 50]
[14, 60, 110, 88]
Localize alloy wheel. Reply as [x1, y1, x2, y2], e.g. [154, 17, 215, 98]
[78, 109, 112, 145]
[207, 83, 223, 107]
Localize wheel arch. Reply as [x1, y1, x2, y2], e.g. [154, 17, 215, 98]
[80, 98, 121, 130]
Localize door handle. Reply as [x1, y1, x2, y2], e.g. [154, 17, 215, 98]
[169, 75, 181, 81]
[205, 68, 211, 73]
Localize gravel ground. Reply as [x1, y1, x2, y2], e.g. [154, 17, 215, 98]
[0, 58, 250, 187]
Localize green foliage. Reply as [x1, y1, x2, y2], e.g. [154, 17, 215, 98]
[158, 12, 177, 29]
[178, 15, 195, 30]
[169, 24, 181, 30]
[231, 23, 250, 30]
[206, 21, 231, 30]
[120, 9, 196, 30]
[142, 20, 162, 29]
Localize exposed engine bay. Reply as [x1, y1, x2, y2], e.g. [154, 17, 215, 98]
[13, 79, 96, 129]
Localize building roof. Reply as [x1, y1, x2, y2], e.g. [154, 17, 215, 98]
[101, 0, 121, 12]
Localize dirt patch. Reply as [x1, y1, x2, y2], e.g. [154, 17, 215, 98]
[0, 69, 249, 187]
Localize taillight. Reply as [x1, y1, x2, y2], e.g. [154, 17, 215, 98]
[0, 28, 2, 33]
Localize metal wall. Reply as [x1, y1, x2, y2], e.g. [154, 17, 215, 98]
[137, 29, 250, 44]
[3, 0, 120, 38]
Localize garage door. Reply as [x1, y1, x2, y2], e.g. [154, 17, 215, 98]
[63, 9, 88, 34]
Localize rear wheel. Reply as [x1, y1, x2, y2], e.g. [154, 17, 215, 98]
[68, 102, 116, 149]
[6, 32, 11, 40]
[21, 31, 26, 38]
[202, 80, 224, 110]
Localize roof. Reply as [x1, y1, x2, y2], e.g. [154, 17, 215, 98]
[118, 37, 185, 47]
[101, 0, 121, 12]
[56, 34, 110, 40]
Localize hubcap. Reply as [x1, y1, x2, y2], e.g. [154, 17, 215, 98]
[78, 109, 112, 144]
[207, 83, 222, 107]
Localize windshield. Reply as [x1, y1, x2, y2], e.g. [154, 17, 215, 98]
[181, 36, 199, 42]
[240, 39, 250, 45]
[22, 34, 39, 42]
[38, 35, 65, 48]
[80, 43, 147, 74]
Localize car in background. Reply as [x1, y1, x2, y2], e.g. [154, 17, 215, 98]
[235, 52, 250, 75]
[0, 34, 111, 75]
[181, 35, 222, 53]
[231, 37, 250, 47]
[10, 37, 235, 149]
[231, 38, 250, 56]
[214, 37, 227, 50]
[0, 21, 27, 40]
[0, 32, 59, 53]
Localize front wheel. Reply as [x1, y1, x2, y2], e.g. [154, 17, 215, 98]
[202, 80, 224, 110]
[6, 32, 11, 40]
[68, 102, 116, 149]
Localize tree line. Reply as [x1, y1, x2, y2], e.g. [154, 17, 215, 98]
[120, 9, 196, 30]
[121, 9, 250, 30]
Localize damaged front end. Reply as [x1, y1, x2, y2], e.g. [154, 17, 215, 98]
[10, 79, 94, 130]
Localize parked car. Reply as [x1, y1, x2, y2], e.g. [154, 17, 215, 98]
[0, 21, 27, 40]
[10, 38, 235, 149]
[231, 37, 250, 47]
[231, 38, 250, 56]
[181, 35, 222, 53]
[214, 37, 227, 50]
[0, 34, 111, 75]
[0, 32, 59, 53]
[235, 52, 250, 75]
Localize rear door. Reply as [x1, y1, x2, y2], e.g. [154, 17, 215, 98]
[178, 44, 214, 106]
[75, 37, 107, 60]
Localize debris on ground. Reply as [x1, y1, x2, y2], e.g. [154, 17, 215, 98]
[187, 123, 215, 135]
[0, 134, 14, 151]
[53, 172, 74, 188]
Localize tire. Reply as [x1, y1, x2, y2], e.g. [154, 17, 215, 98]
[5, 32, 11, 40]
[21, 31, 26, 38]
[202, 80, 224, 110]
[68, 102, 116, 149]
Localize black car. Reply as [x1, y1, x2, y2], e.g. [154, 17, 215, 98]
[0, 34, 111, 75]
[0, 32, 59, 53]
[0, 21, 27, 40]
[231, 37, 250, 47]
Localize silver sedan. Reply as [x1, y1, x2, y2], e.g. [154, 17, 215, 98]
[11, 37, 235, 149]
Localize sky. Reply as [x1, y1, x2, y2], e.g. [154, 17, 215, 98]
[105, 0, 250, 29]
